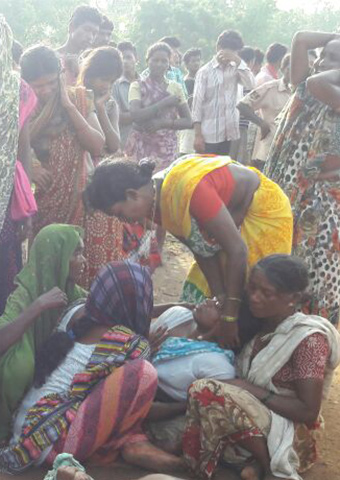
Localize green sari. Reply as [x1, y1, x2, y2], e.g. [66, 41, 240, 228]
[0, 224, 86, 442]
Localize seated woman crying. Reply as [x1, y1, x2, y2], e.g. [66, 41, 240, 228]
[182, 255, 340, 480]
[0, 261, 185, 474]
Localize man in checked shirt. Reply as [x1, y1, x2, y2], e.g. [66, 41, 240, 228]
[192, 30, 255, 156]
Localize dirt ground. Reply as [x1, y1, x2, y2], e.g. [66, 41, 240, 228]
[1, 237, 339, 480]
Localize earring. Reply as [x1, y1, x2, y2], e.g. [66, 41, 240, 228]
[289, 302, 294, 307]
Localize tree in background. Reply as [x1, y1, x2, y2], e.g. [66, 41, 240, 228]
[1, 0, 339, 64]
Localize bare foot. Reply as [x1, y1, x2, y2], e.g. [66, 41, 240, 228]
[122, 441, 186, 473]
[241, 464, 263, 480]
[57, 466, 89, 480]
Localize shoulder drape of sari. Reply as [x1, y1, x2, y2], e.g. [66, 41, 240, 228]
[0, 224, 86, 442]
[0, 326, 150, 473]
[125, 76, 179, 170]
[157, 154, 233, 238]
[31, 87, 93, 237]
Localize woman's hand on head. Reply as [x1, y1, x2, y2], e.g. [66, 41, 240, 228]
[194, 298, 221, 327]
[35, 287, 68, 313]
[149, 325, 169, 354]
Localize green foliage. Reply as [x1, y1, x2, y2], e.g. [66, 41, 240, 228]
[1, 0, 340, 62]
[0, 0, 89, 47]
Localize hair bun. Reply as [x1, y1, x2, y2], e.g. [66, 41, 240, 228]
[138, 158, 155, 177]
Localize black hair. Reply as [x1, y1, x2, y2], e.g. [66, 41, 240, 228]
[239, 46, 255, 64]
[266, 43, 288, 64]
[146, 42, 172, 62]
[183, 47, 201, 65]
[159, 36, 181, 49]
[70, 5, 102, 29]
[20, 45, 60, 83]
[254, 48, 265, 65]
[217, 30, 244, 52]
[100, 14, 114, 32]
[254, 255, 309, 294]
[83, 158, 155, 212]
[12, 40, 23, 65]
[79, 46, 123, 86]
[117, 41, 137, 58]
[281, 53, 291, 70]
[34, 315, 95, 388]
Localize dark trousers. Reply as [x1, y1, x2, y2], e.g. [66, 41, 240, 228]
[204, 140, 231, 155]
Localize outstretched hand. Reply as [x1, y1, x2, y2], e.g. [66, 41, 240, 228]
[149, 325, 169, 354]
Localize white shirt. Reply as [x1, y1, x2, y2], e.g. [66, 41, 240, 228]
[156, 352, 235, 401]
[11, 342, 95, 463]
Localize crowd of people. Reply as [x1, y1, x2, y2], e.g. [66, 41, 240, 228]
[0, 4, 340, 480]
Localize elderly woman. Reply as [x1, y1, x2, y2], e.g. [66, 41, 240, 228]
[182, 255, 340, 480]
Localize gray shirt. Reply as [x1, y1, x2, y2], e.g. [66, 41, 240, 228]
[113, 76, 135, 148]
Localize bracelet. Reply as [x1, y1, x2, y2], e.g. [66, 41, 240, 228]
[221, 315, 237, 323]
[262, 391, 274, 404]
[227, 297, 241, 303]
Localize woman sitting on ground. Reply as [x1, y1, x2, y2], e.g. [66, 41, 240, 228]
[0, 261, 185, 474]
[0, 224, 86, 443]
[182, 255, 340, 480]
[83, 154, 293, 348]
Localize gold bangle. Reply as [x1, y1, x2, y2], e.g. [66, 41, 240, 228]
[227, 297, 241, 303]
[221, 315, 237, 323]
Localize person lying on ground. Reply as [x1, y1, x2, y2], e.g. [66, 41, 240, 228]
[83, 154, 293, 349]
[0, 261, 185, 474]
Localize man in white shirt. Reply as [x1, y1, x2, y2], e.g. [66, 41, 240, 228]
[192, 30, 255, 155]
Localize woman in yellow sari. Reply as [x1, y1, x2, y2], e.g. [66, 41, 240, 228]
[84, 154, 293, 346]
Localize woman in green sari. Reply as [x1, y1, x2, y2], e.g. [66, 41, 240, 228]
[0, 224, 86, 443]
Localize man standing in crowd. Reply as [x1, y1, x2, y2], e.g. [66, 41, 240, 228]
[94, 15, 114, 47]
[192, 30, 254, 155]
[113, 41, 139, 149]
[255, 42, 287, 86]
[56, 5, 102, 85]
[179, 47, 202, 155]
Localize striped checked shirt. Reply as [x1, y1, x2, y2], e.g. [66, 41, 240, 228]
[192, 57, 255, 143]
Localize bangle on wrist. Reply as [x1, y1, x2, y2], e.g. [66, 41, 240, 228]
[221, 315, 237, 323]
[262, 391, 274, 404]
